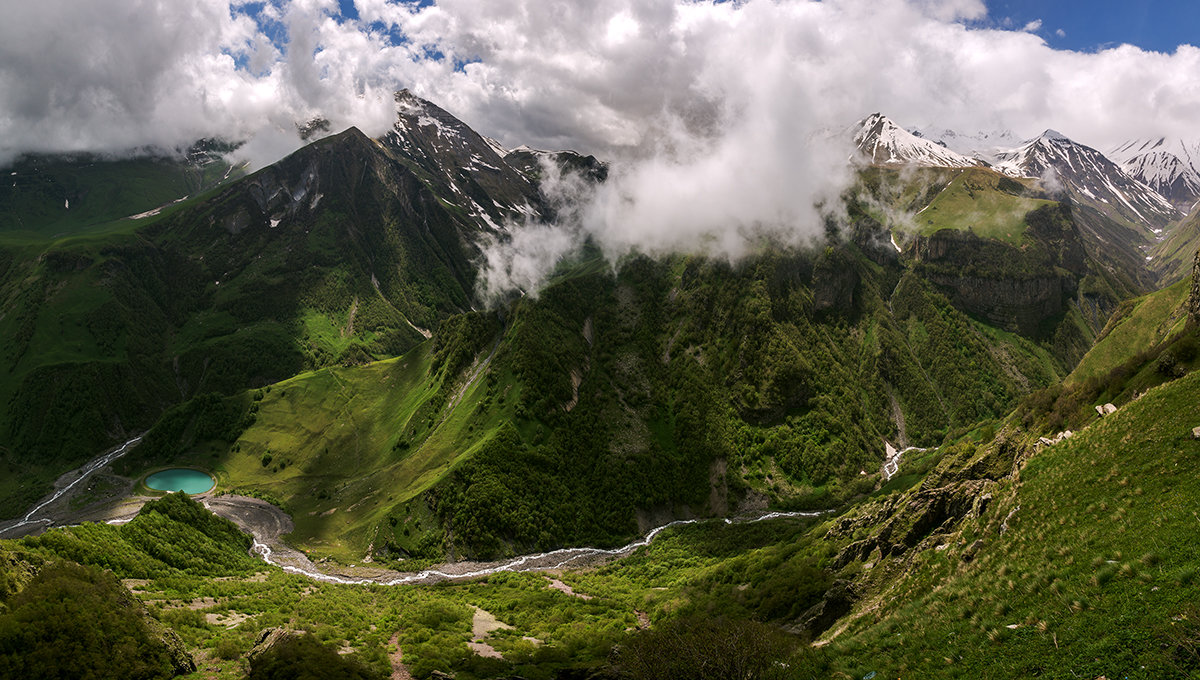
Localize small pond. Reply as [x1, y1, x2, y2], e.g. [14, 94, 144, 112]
[144, 468, 216, 495]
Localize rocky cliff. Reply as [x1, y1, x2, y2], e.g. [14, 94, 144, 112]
[1190, 248, 1200, 322]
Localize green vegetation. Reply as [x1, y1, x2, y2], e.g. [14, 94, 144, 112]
[117, 239, 1065, 563]
[910, 168, 1052, 245]
[1070, 277, 1192, 383]
[0, 150, 237, 241]
[247, 634, 385, 680]
[19, 493, 258, 578]
[0, 128, 489, 517]
[1153, 206, 1200, 283]
[0, 560, 193, 679]
[823, 368, 1200, 679]
[4, 107, 1198, 680]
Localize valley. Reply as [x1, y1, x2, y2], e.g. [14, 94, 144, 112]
[3, 90, 1200, 680]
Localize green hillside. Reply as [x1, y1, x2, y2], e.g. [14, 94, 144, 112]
[0, 127, 504, 517]
[824, 366, 1200, 679]
[114, 239, 1068, 563]
[1155, 205, 1200, 282]
[910, 167, 1052, 245]
[1069, 276, 1192, 383]
[0, 149, 238, 241]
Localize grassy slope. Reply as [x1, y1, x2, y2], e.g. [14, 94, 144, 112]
[201, 345, 514, 560]
[1154, 205, 1200, 282]
[0, 154, 235, 241]
[827, 369, 1200, 679]
[1069, 277, 1192, 383]
[0, 129, 486, 518]
[912, 168, 1052, 245]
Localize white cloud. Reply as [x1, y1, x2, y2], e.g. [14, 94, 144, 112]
[1056, 28, 1067, 38]
[5, 0, 1200, 168]
[6, 0, 1200, 288]
[1023, 19, 1043, 32]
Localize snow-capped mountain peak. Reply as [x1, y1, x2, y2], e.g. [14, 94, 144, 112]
[1107, 137, 1200, 210]
[851, 114, 980, 168]
[909, 126, 1021, 164]
[994, 129, 1181, 229]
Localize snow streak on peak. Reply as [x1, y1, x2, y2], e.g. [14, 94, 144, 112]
[1107, 137, 1200, 209]
[387, 90, 541, 229]
[994, 129, 1181, 229]
[852, 114, 979, 169]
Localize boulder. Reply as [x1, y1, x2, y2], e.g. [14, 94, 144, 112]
[1193, 426, 1200, 440]
[247, 627, 303, 662]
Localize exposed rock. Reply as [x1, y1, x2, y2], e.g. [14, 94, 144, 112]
[961, 539, 984, 562]
[831, 479, 993, 569]
[247, 627, 303, 662]
[793, 579, 857, 636]
[909, 214, 1087, 338]
[1192, 426, 1200, 440]
[145, 617, 196, 676]
[1191, 249, 1200, 322]
[812, 249, 859, 315]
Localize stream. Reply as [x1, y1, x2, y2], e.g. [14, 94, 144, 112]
[249, 509, 828, 586]
[0, 436, 831, 586]
[0, 435, 142, 538]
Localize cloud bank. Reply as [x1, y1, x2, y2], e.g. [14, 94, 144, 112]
[6, 1, 1200, 167]
[5, 0, 1200, 295]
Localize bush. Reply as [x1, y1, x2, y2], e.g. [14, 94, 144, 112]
[611, 616, 805, 680]
[247, 634, 384, 680]
[0, 561, 188, 679]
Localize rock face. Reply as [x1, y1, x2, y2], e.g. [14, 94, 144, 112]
[1190, 249, 1200, 323]
[909, 204, 1090, 339]
[145, 618, 197, 677]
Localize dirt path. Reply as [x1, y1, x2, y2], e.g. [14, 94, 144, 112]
[545, 576, 593, 600]
[388, 633, 413, 680]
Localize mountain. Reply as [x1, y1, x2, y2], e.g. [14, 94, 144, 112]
[994, 130, 1182, 232]
[852, 114, 981, 168]
[0, 93, 553, 517]
[1108, 137, 1200, 211]
[909, 125, 1021, 164]
[3, 93, 1200, 680]
[0, 144, 241, 240]
[389, 90, 541, 227]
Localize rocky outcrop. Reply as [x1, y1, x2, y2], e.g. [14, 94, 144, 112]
[247, 627, 304, 663]
[145, 618, 197, 676]
[829, 478, 994, 569]
[793, 579, 857, 636]
[812, 249, 860, 315]
[1190, 248, 1200, 323]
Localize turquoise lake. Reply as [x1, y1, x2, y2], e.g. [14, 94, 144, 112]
[144, 469, 215, 494]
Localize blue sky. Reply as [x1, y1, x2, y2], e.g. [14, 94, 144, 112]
[988, 0, 1200, 53]
[305, 1, 1200, 56]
